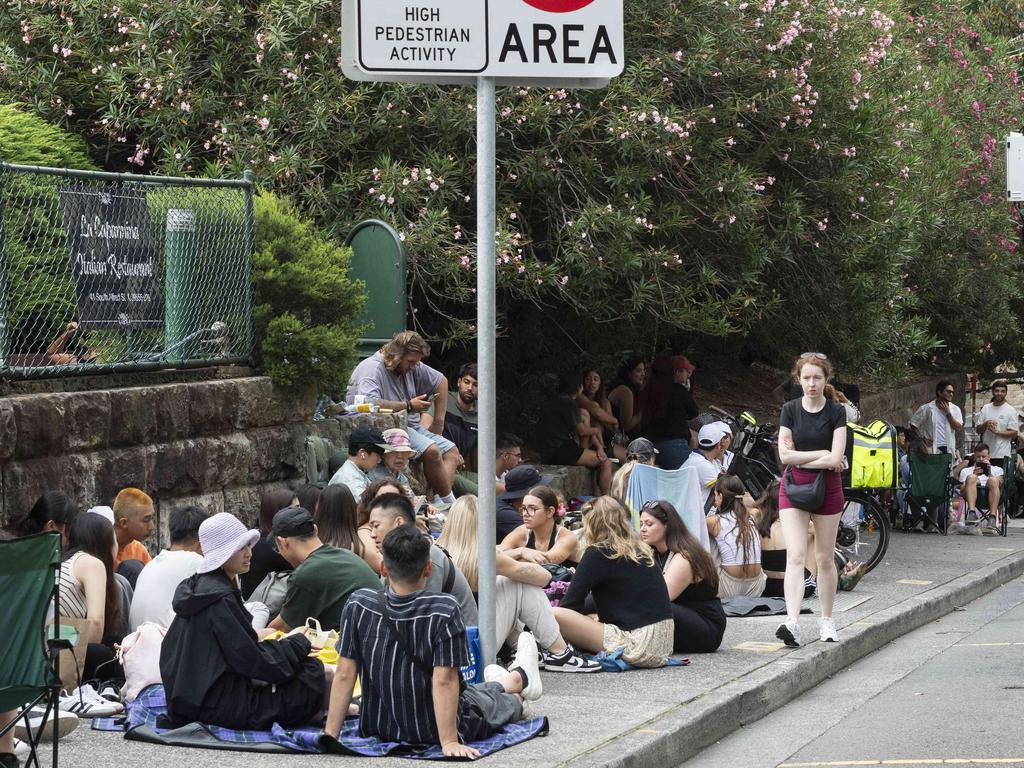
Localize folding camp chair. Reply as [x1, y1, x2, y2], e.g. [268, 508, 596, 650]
[0, 532, 72, 768]
[906, 452, 955, 534]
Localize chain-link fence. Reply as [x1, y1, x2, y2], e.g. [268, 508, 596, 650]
[0, 163, 254, 378]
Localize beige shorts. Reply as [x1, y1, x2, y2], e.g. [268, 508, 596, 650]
[603, 618, 674, 668]
[717, 568, 767, 598]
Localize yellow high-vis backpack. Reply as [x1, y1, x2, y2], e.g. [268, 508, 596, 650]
[844, 419, 898, 489]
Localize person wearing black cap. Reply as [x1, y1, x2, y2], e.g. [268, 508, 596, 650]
[263, 507, 381, 634]
[495, 465, 554, 544]
[328, 426, 390, 498]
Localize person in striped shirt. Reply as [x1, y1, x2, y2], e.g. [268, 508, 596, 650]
[325, 525, 542, 758]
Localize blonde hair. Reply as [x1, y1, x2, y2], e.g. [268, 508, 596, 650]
[583, 496, 653, 566]
[610, 460, 637, 502]
[381, 331, 431, 371]
[113, 487, 153, 521]
[436, 495, 479, 591]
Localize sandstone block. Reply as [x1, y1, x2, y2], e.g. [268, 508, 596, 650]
[63, 391, 111, 451]
[94, 446, 150, 504]
[189, 380, 241, 436]
[12, 394, 65, 459]
[2, 453, 98, 519]
[0, 400, 16, 461]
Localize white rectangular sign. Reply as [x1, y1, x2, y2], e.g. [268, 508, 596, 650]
[342, 0, 623, 85]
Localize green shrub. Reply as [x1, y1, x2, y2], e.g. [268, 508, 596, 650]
[252, 190, 364, 395]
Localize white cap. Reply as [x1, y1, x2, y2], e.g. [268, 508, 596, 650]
[86, 506, 115, 525]
[698, 422, 731, 449]
[196, 513, 260, 574]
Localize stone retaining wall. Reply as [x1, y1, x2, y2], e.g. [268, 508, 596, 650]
[0, 377, 317, 544]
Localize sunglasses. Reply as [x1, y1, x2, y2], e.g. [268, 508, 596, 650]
[800, 352, 828, 360]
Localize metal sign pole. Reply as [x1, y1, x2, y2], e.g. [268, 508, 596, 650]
[475, 75, 498, 666]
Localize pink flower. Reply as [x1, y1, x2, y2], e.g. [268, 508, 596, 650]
[258, 117, 270, 130]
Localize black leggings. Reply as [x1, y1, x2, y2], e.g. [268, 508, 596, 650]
[670, 603, 726, 653]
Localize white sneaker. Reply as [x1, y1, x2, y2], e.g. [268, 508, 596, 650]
[776, 619, 801, 647]
[14, 705, 80, 741]
[819, 617, 839, 643]
[483, 664, 507, 684]
[59, 685, 121, 718]
[511, 632, 543, 701]
[14, 738, 30, 759]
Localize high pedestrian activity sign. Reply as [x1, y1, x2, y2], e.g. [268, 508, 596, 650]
[341, 0, 623, 85]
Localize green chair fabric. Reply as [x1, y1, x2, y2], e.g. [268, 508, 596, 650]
[908, 452, 953, 501]
[0, 531, 61, 713]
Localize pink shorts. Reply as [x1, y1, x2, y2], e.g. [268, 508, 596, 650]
[779, 468, 845, 515]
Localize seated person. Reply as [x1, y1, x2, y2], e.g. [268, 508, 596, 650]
[533, 373, 613, 495]
[47, 320, 96, 365]
[112, 487, 157, 588]
[958, 442, 1004, 533]
[706, 476, 766, 598]
[639, 355, 699, 470]
[437, 495, 599, 671]
[753, 481, 816, 599]
[552, 496, 674, 668]
[577, 367, 627, 463]
[264, 507, 381, 633]
[366, 493, 478, 625]
[314, 484, 364, 554]
[325, 525, 542, 758]
[439, 362, 479, 463]
[59, 513, 131, 686]
[682, 422, 730, 510]
[346, 331, 463, 505]
[499, 485, 579, 566]
[328, 426, 389, 498]
[240, 487, 298, 598]
[160, 513, 329, 730]
[130, 506, 207, 630]
[495, 433, 525, 494]
[608, 438, 659, 502]
[607, 355, 646, 440]
[368, 428, 418, 494]
[356, 479, 408, 574]
[495, 466, 552, 544]
[639, 500, 726, 653]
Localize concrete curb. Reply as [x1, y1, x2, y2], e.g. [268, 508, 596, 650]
[562, 551, 1024, 768]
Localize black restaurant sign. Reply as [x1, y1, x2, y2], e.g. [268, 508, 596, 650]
[58, 187, 163, 328]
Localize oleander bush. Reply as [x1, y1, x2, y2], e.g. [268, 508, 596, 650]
[2, 0, 1022, 380]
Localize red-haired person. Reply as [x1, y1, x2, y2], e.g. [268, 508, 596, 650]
[775, 353, 848, 648]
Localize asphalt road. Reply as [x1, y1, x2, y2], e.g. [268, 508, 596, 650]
[680, 573, 1024, 768]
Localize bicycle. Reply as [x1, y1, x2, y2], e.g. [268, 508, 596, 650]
[708, 406, 891, 575]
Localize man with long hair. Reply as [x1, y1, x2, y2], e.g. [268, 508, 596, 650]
[346, 332, 463, 505]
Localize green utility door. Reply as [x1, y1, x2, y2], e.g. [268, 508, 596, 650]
[346, 219, 406, 357]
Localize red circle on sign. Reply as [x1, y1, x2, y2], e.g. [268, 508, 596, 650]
[522, 0, 596, 12]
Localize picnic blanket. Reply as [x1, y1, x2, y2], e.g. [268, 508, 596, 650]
[93, 684, 548, 758]
[625, 463, 710, 551]
[720, 595, 812, 617]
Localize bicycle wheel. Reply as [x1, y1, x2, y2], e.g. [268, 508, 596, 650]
[836, 489, 890, 575]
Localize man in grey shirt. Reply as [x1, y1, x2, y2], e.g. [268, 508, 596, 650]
[347, 331, 463, 504]
[366, 493, 479, 625]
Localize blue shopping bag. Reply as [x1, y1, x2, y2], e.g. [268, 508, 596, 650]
[461, 626, 482, 684]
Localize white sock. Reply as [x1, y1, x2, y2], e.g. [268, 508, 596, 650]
[440, 492, 456, 504]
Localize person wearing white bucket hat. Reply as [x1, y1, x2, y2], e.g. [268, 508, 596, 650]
[160, 512, 330, 730]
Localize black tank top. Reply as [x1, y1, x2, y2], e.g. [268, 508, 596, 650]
[526, 525, 558, 552]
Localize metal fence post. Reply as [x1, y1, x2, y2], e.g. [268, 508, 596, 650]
[0, 165, 7, 373]
[242, 170, 256, 364]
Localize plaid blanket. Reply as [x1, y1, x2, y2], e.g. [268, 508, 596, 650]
[93, 684, 548, 758]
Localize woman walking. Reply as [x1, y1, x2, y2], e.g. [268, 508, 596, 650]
[775, 353, 848, 647]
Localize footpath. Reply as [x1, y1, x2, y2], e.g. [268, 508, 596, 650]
[63, 524, 1024, 768]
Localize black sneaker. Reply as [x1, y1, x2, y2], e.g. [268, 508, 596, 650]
[541, 646, 602, 672]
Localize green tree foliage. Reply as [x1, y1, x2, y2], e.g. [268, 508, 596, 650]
[252, 191, 364, 394]
[2, 0, 1021, 378]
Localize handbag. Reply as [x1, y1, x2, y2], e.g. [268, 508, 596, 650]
[783, 466, 827, 510]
